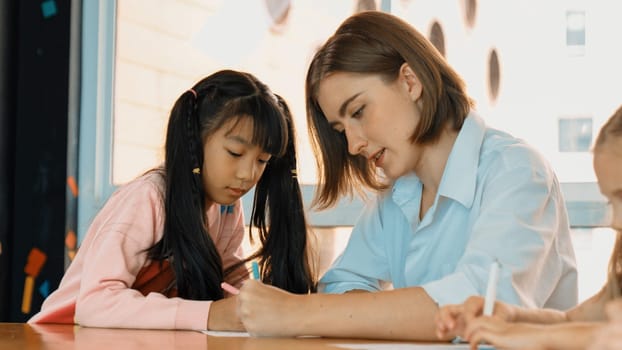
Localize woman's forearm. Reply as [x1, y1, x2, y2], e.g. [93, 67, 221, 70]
[208, 297, 245, 331]
[298, 287, 440, 340]
[541, 323, 603, 350]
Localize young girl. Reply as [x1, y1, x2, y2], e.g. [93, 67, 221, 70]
[28, 69, 316, 331]
[436, 105, 622, 350]
[235, 11, 576, 340]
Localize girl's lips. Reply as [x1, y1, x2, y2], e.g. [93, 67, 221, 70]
[227, 187, 246, 196]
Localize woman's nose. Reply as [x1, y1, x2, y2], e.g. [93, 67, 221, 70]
[345, 124, 367, 156]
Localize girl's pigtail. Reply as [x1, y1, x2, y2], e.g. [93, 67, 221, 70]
[149, 88, 224, 300]
[250, 95, 317, 293]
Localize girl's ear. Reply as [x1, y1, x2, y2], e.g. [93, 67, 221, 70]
[399, 63, 423, 102]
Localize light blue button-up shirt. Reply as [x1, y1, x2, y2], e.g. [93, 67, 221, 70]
[320, 113, 578, 310]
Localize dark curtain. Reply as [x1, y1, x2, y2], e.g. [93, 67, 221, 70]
[2, 0, 75, 322]
[0, 0, 18, 322]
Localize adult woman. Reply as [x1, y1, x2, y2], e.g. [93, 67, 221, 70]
[237, 11, 576, 340]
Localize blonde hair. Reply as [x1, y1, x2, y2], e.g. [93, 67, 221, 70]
[596, 105, 622, 299]
[604, 233, 622, 299]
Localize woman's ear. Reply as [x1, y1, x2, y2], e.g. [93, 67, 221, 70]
[399, 63, 423, 101]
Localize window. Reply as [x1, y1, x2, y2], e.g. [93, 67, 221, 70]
[428, 21, 445, 57]
[80, 0, 619, 232]
[566, 10, 586, 56]
[461, 0, 477, 29]
[78, 0, 369, 239]
[79, 0, 621, 302]
[487, 48, 500, 103]
[559, 117, 593, 152]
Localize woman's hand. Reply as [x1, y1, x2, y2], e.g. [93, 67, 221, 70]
[435, 295, 517, 340]
[237, 280, 302, 337]
[207, 295, 245, 331]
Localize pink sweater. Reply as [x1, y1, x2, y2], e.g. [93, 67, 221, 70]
[28, 172, 249, 330]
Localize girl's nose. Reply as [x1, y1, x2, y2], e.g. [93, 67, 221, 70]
[236, 159, 257, 183]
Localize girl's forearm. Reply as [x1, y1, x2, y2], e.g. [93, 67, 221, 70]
[514, 290, 607, 325]
[514, 307, 569, 324]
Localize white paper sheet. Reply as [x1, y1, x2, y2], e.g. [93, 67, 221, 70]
[332, 343, 495, 350]
[201, 330, 250, 337]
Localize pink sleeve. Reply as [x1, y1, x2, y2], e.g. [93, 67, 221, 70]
[73, 177, 211, 330]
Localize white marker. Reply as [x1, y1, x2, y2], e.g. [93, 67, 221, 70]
[483, 260, 501, 316]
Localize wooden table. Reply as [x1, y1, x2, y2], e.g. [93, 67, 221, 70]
[0, 323, 447, 350]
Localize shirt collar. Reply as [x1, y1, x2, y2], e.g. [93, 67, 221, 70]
[391, 172, 421, 207]
[437, 112, 486, 208]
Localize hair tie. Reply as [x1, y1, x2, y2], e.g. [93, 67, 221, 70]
[290, 169, 297, 178]
[187, 88, 197, 98]
[192, 167, 201, 175]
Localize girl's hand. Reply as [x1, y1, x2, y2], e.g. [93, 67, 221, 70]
[464, 317, 549, 350]
[207, 295, 245, 331]
[589, 300, 622, 350]
[237, 280, 302, 337]
[435, 296, 517, 340]
[589, 323, 622, 350]
[606, 299, 622, 322]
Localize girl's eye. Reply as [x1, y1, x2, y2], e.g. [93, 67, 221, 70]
[258, 158, 270, 164]
[227, 150, 242, 157]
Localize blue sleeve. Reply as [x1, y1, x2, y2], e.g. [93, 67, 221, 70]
[319, 196, 392, 294]
[422, 152, 576, 309]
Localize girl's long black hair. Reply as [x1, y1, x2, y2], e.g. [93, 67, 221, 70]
[246, 95, 315, 293]
[147, 70, 316, 299]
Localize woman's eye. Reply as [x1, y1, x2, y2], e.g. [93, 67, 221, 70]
[351, 106, 364, 118]
[227, 150, 242, 157]
[258, 157, 270, 164]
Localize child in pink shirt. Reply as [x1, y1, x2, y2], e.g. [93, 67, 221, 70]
[29, 70, 317, 331]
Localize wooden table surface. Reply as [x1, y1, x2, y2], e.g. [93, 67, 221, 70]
[0, 323, 447, 350]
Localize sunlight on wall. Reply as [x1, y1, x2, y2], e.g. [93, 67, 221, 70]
[572, 227, 617, 302]
[112, 0, 362, 185]
[112, 0, 622, 186]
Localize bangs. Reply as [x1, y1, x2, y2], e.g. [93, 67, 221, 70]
[224, 96, 288, 157]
